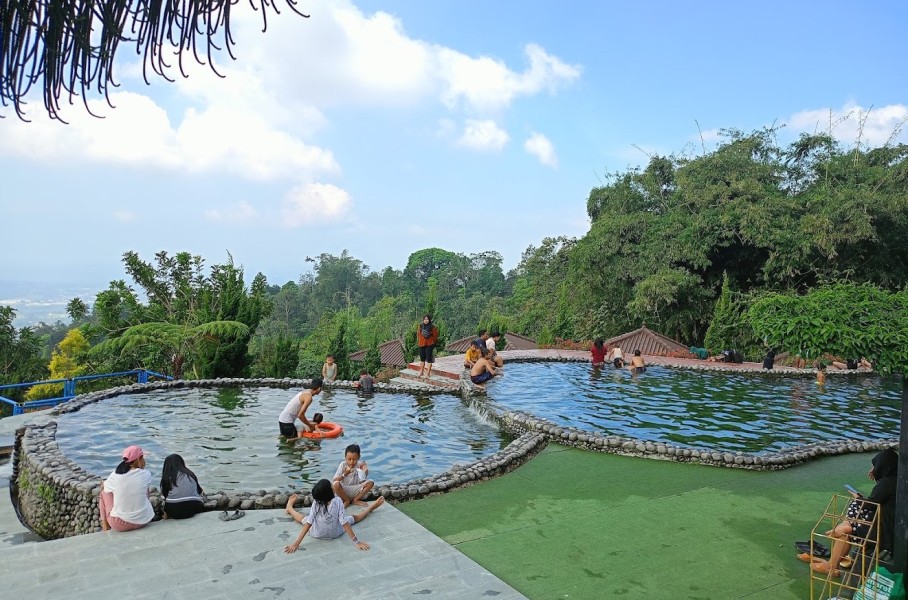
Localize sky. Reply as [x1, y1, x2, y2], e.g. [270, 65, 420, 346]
[1, 0, 907, 296]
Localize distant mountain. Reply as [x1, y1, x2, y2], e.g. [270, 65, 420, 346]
[0, 281, 100, 327]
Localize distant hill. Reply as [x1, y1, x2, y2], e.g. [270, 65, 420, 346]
[0, 281, 98, 327]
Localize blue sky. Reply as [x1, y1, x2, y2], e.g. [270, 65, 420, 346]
[1, 0, 906, 294]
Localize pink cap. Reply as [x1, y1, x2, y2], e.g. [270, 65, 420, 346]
[122, 445, 144, 462]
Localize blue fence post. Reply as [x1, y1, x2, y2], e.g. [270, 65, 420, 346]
[63, 378, 76, 398]
[13, 403, 23, 416]
[137, 370, 149, 384]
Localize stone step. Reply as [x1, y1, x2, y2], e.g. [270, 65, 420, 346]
[404, 363, 461, 380]
[396, 371, 461, 390]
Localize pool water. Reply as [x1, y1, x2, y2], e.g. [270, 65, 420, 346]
[487, 362, 902, 453]
[56, 387, 509, 491]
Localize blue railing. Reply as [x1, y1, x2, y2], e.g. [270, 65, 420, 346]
[0, 369, 172, 416]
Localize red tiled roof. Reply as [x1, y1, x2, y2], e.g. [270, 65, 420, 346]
[445, 335, 477, 353]
[446, 331, 537, 352]
[348, 339, 407, 367]
[503, 332, 537, 351]
[604, 325, 689, 357]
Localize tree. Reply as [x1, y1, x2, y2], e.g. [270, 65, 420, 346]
[0, 307, 47, 399]
[90, 321, 250, 379]
[26, 329, 90, 400]
[1, 0, 309, 120]
[747, 282, 908, 575]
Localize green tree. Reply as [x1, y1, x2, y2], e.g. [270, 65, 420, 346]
[26, 329, 90, 400]
[0, 307, 48, 399]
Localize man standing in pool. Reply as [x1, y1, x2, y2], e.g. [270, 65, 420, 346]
[279, 379, 323, 440]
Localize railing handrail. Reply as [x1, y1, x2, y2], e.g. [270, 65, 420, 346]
[0, 369, 173, 416]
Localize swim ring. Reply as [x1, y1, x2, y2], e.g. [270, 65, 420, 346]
[302, 422, 344, 439]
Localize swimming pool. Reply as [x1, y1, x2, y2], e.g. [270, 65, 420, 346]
[487, 362, 901, 453]
[55, 386, 509, 491]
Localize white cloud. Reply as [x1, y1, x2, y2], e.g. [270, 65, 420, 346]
[437, 43, 581, 111]
[114, 210, 139, 223]
[205, 201, 259, 223]
[281, 183, 353, 227]
[523, 132, 558, 168]
[788, 103, 908, 147]
[0, 92, 339, 181]
[458, 119, 510, 151]
[227, 1, 580, 112]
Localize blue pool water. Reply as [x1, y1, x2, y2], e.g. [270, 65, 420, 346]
[487, 362, 901, 453]
[56, 386, 508, 491]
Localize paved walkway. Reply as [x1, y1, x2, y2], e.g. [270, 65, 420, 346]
[0, 501, 525, 599]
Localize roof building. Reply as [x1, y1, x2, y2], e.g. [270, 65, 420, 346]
[604, 325, 689, 356]
[348, 339, 407, 367]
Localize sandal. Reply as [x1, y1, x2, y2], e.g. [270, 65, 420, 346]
[229, 510, 245, 520]
[794, 540, 831, 558]
[810, 561, 842, 578]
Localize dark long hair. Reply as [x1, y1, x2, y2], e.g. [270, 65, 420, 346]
[160, 454, 200, 498]
[311, 479, 335, 518]
[593, 338, 604, 351]
[115, 456, 142, 475]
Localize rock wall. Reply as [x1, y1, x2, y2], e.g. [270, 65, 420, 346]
[13, 378, 548, 540]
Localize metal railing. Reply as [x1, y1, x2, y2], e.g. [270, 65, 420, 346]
[0, 369, 172, 416]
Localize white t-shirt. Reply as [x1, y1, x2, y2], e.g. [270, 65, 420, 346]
[486, 338, 497, 351]
[333, 461, 367, 487]
[104, 468, 154, 524]
[279, 392, 304, 424]
[303, 496, 354, 539]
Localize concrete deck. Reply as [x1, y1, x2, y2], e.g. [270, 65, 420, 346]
[0, 501, 525, 599]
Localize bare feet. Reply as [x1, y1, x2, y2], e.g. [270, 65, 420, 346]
[100, 520, 109, 532]
[353, 499, 368, 507]
[286, 493, 299, 512]
[367, 496, 385, 513]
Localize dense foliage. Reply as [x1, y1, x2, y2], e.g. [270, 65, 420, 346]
[4, 129, 907, 388]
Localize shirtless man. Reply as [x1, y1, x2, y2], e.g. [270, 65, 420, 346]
[628, 349, 646, 373]
[278, 378, 324, 440]
[469, 348, 500, 390]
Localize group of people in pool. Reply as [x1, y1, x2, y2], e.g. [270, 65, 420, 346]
[99, 447, 204, 532]
[590, 339, 647, 373]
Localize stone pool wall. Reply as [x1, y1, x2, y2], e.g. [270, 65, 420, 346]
[12, 378, 548, 540]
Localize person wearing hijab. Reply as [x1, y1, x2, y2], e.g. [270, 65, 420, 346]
[416, 314, 439, 379]
[810, 448, 899, 576]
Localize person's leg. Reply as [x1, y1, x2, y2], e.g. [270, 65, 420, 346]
[350, 481, 374, 507]
[332, 481, 352, 507]
[419, 360, 426, 377]
[812, 521, 852, 576]
[426, 348, 434, 378]
[285, 494, 305, 524]
[99, 487, 113, 531]
[351, 496, 385, 524]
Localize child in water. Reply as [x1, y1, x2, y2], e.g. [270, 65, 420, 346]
[284, 479, 384, 553]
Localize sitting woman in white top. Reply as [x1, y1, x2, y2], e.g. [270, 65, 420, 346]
[161, 454, 204, 520]
[99, 445, 155, 532]
[284, 479, 384, 553]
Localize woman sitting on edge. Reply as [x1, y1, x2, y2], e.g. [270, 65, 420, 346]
[99, 445, 155, 532]
[161, 454, 204, 520]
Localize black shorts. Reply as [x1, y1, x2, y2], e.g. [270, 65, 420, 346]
[419, 345, 435, 363]
[279, 421, 297, 437]
[613, 358, 624, 368]
[164, 500, 204, 519]
[471, 371, 493, 384]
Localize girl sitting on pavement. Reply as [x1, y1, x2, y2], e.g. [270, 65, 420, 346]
[284, 479, 384, 553]
[160, 454, 204, 520]
[99, 445, 155, 532]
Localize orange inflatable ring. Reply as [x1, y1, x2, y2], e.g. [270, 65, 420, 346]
[302, 422, 344, 439]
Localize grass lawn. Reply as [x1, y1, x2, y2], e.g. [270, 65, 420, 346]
[398, 444, 878, 600]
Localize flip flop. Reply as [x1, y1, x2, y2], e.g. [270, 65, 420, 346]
[218, 511, 230, 521]
[794, 540, 831, 558]
[229, 510, 245, 520]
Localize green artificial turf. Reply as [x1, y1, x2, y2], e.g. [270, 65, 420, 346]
[398, 445, 878, 600]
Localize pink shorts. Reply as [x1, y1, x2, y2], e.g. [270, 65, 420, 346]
[99, 490, 147, 532]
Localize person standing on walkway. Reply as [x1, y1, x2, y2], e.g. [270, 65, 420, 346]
[99, 445, 155, 532]
[417, 314, 439, 379]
